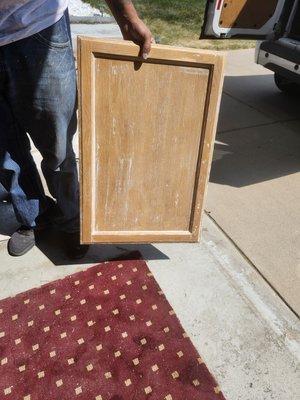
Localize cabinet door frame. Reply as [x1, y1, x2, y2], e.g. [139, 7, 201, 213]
[78, 37, 225, 244]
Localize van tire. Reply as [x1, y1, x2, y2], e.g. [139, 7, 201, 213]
[274, 73, 300, 95]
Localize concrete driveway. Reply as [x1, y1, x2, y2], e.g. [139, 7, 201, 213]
[207, 49, 300, 317]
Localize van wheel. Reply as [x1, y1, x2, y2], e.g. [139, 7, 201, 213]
[274, 73, 300, 95]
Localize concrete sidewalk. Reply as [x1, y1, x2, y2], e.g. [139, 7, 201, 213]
[207, 49, 300, 317]
[0, 213, 299, 400]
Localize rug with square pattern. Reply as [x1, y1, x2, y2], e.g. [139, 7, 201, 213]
[0, 257, 226, 400]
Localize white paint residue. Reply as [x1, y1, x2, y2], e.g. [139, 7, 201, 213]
[175, 193, 179, 207]
[112, 117, 117, 136]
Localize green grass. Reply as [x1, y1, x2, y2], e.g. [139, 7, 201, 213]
[86, 0, 255, 50]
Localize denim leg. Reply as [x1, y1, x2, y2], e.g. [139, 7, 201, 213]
[3, 12, 79, 232]
[0, 74, 40, 228]
[1, 152, 39, 227]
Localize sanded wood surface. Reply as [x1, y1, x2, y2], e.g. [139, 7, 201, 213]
[220, 0, 279, 29]
[78, 38, 225, 243]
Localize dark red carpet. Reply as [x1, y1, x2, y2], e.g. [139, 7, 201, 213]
[0, 258, 226, 400]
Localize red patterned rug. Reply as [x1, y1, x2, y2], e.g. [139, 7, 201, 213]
[0, 257, 226, 400]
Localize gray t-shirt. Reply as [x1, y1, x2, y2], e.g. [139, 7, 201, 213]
[0, 0, 68, 46]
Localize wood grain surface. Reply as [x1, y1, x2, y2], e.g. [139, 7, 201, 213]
[78, 38, 225, 243]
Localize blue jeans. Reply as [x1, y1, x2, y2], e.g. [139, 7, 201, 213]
[0, 12, 79, 232]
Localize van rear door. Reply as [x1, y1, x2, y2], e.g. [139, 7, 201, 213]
[201, 0, 287, 39]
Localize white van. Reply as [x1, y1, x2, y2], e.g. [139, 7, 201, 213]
[201, 0, 300, 94]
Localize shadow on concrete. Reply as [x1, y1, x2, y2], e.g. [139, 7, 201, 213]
[210, 75, 300, 187]
[35, 229, 169, 266]
[222, 75, 300, 120]
[0, 202, 169, 265]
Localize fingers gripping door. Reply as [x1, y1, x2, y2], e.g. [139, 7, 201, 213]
[201, 0, 286, 39]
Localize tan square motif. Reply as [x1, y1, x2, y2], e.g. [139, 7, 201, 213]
[1, 357, 8, 365]
[74, 280, 80, 286]
[198, 357, 204, 364]
[152, 304, 158, 310]
[70, 315, 77, 321]
[142, 285, 148, 290]
[126, 280, 132, 286]
[96, 344, 103, 351]
[96, 305, 102, 310]
[105, 372, 112, 379]
[169, 310, 175, 315]
[114, 351, 121, 358]
[104, 289, 109, 295]
[56, 379, 63, 387]
[177, 351, 184, 358]
[39, 304, 45, 310]
[87, 320, 95, 327]
[214, 386, 221, 394]
[89, 284, 95, 290]
[132, 267, 138, 272]
[112, 309, 119, 315]
[97, 271, 102, 276]
[23, 299, 30, 305]
[193, 379, 200, 387]
[19, 365, 26, 372]
[151, 364, 159, 372]
[132, 358, 139, 366]
[4, 387, 12, 395]
[24, 395, 31, 400]
[147, 272, 153, 277]
[65, 294, 71, 300]
[140, 338, 147, 345]
[43, 326, 50, 332]
[104, 326, 111, 332]
[0, 331, 5, 338]
[12, 314, 18, 321]
[54, 309, 61, 316]
[111, 275, 117, 281]
[118, 264, 123, 269]
[80, 299, 86, 305]
[165, 395, 173, 400]
[158, 344, 165, 351]
[28, 320, 34, 327]
[125, 379, 132, 387]
[146, 320, 152, 327]
[86, 363, 93, 372]
[172, 371, 179, 379]
[78, 338, 85, 345]
[122, 332, 128, 338]
[129, 315, 135, 321]
[15, 338, 21, 345]
[37, 371, 45, 379]
[50, 351, 56, 358]
[0, 308, 3, 313]
[144, 386, 152, 395]
[183, 332, 189, 338]
[136, 299, 142, 304]
[60, 332, 67, 339]
[50, 289, 56, 294]
[164, 327, 170, 333]
[68, 358, 75, 365]
[95, 396, 103, 400]
[120, 294, 126, 300]
[32, 344, 39, 351]
[75, 386, 82, 395]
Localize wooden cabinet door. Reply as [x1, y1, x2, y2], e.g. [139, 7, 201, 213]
[78, 38, 224, 244]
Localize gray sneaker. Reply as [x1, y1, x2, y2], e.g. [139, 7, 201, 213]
[8, 226, 35, 256]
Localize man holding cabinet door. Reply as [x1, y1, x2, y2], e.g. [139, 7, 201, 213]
[0, 1, 153, 258]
